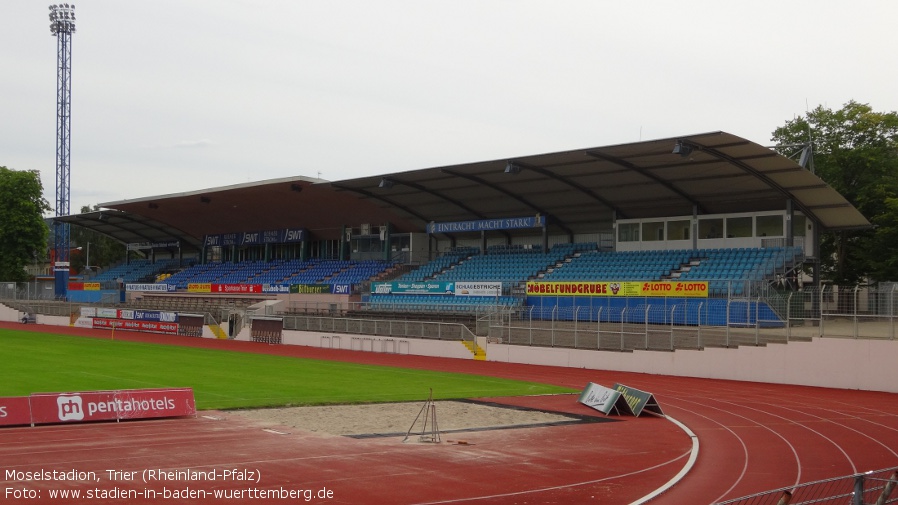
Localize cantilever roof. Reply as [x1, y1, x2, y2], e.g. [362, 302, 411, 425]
[331, 131, 868, 235]
[58, 132, 869, 251]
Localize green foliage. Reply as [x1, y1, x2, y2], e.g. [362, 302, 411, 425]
[772, 101, 898, 283]
[0, 330, 573, 410]
[70, 204, 126, 273]
[0, 167, 51, 282]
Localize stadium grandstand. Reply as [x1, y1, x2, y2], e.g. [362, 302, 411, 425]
[5, 130, 898, 505]
[8, 130, 888, 361]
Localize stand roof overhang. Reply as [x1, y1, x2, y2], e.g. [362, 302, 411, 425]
[57, 131, 870, 251]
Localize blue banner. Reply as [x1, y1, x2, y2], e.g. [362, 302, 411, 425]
[262, 284, 291, 294]
[222, 233, 239, 246]
[372, 281, 456, 295]
[204, 228, 307, 247]
[281, 227, 307, 243]
[241, 231, 263, 245]
[427, 215, 545, 234]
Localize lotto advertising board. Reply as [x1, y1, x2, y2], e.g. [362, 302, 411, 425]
[68, 282, 101, 291]
[28, 388, 196, 426]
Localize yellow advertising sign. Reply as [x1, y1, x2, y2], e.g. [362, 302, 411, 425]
[187, 283, 212, 293]
[83, 282, 101, 291]
[526, 281, 708, 298]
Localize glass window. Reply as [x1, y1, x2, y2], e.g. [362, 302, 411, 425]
[667, 220, 690, 240]
[642, 221, 664, 242]
[618, 223, 640, 242]
[756, 215, 783, 237]
[698, 218, 723, 239]
[726, 217, 752, 238]
[792, 214, 807, 237]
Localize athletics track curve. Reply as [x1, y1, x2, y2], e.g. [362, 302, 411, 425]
[2, 323, 897, 504]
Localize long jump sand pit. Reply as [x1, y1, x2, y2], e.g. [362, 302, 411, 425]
[232, 398, 587, 438]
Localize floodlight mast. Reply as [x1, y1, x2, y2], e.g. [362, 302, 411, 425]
[49, 3, 75, 299]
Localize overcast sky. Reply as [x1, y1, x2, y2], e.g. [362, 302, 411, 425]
[2, 0, 896, 213]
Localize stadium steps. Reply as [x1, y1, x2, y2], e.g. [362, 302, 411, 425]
[209, 323, 228, 339]
[461, 340, 486, 360]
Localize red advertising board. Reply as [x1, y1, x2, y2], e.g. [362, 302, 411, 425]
[212, 283, 263, 294]
[28, 388, 196, 426]
[0, 396, 33, 427]
[92, 318, 179, 334]
[115, 388, 196, 420]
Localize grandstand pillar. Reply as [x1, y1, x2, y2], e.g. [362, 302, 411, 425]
[612, 212, 618, 251]
[692, 206, 698, 251]
[786, 199, 794, 244]
[480, 231, 487, 254]
[340, 225, 347, 260]
[380, 223, 392, 261]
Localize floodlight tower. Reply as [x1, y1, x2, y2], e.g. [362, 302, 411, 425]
[49, 3, 75, 299]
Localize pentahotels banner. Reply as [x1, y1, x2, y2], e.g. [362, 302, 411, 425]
[526, 281, 709, 298]
[28, 388, 196, 426]
[0, 396, 33, 427]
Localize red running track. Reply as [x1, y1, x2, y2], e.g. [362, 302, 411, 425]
[2, 323, 897, 504]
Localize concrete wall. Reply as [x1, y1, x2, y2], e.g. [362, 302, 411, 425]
[281, 330, 474, 360]
[485, 338, 898, 393]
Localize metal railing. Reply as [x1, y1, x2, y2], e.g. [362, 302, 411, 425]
[714, 467, 898, 505]
[282, 313, 477, 344]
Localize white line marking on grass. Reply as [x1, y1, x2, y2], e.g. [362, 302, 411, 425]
[78, 371, 166, 387]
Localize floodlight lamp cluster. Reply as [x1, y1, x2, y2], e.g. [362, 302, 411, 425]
[672, 140, 694, 158]
[49, 3, 76, 34]
[504, 161, 522, 174]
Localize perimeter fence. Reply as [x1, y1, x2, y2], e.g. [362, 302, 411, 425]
[3, 281, 898, 347]
[486, 282, 898, 350]
[714, 467, 898, 505]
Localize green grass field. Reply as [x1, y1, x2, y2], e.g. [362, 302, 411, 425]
[0, 329, 572, 410]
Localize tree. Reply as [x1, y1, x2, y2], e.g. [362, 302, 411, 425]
[772, 101, 898, 284]
[0, 167, 51, 282]
[70, 205, 127, 273]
